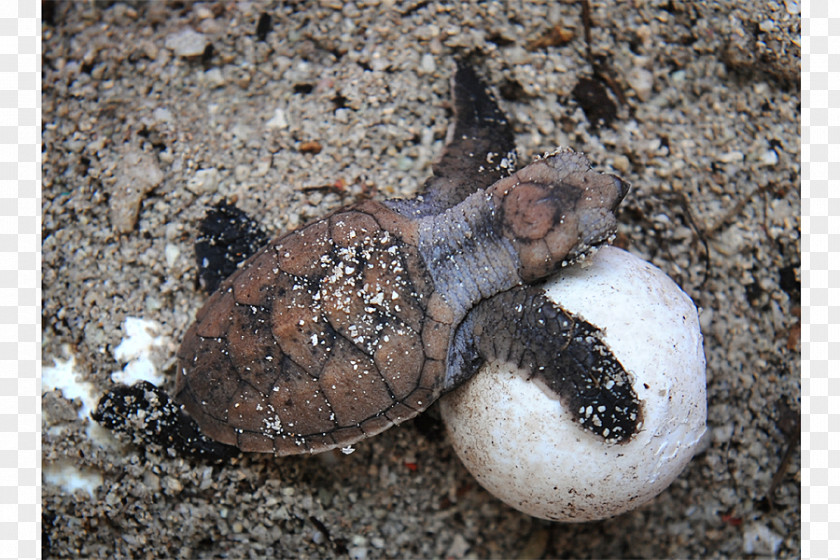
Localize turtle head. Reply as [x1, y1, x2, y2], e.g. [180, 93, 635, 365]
[490, 148, 629, 283]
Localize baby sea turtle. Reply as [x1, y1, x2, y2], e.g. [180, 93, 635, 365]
[94, 62, 642, 459]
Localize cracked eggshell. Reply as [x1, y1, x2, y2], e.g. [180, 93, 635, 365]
[440, 246, 706, 522]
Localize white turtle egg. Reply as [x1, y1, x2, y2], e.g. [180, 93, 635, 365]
[439, 246, 706, 522]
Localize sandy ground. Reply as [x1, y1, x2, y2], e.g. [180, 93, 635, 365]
[42, 1, 800, 558]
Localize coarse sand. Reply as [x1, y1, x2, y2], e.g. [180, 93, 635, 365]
[42, 1, 800, 558]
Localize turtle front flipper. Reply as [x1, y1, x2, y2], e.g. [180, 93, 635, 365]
[388, 61, 516, 217]
[445, 285, 643, 444]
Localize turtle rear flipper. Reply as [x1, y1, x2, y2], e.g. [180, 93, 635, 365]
[92, 381, 239, 461]
[194, 200, 269, 294]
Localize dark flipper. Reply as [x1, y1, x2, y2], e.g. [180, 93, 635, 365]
[92, 381, 239, 461]
[195, 200, 269, 293]
[388, 61, 517, 217]
[446, 285, 643, 444]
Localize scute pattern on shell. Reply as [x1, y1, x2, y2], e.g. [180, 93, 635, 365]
[176, 206, 443, 454]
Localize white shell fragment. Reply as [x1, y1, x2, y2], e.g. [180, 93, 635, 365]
[440, 246, 707, 522]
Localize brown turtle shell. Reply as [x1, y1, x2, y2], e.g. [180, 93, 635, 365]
[175, 201, 451, 455]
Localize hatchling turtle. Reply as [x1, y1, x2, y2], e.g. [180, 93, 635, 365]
[94, 62, 642, 459]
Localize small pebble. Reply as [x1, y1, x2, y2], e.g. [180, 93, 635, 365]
[784, 0, 800, 15]
[164, 28, 208, 58]
[759, 19, 775, 32]
[348, 547, 367, 560]
[141, 40, 159, 60]
[627, 67, 654, 101]
[109, 150, 165, 233]
[204, 68, 225, 87]
[42, 391, 80, 425]
[266, 107, 289, 129]
[612, 154, 631, 174]
[370, 53, 389, 72]
[186, 168, 220, 195]
[718, 150, 744, 163]
[742, 523, 783, 556]
[164, 244, 180, 268]
[194, 5, 214, 20]
[420, 53, 435, 74]
[445, 534, 470, 558]
[350, 535, 366, 546]
[334, 108, 350, 124]
[162, 476, 183, 495]
[760, 148, 779, 166]
[234, 164, 250, 182]
[152, 107, 173, 124]
[254, 156, 272, 177]
[397, 156, 415, 171]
